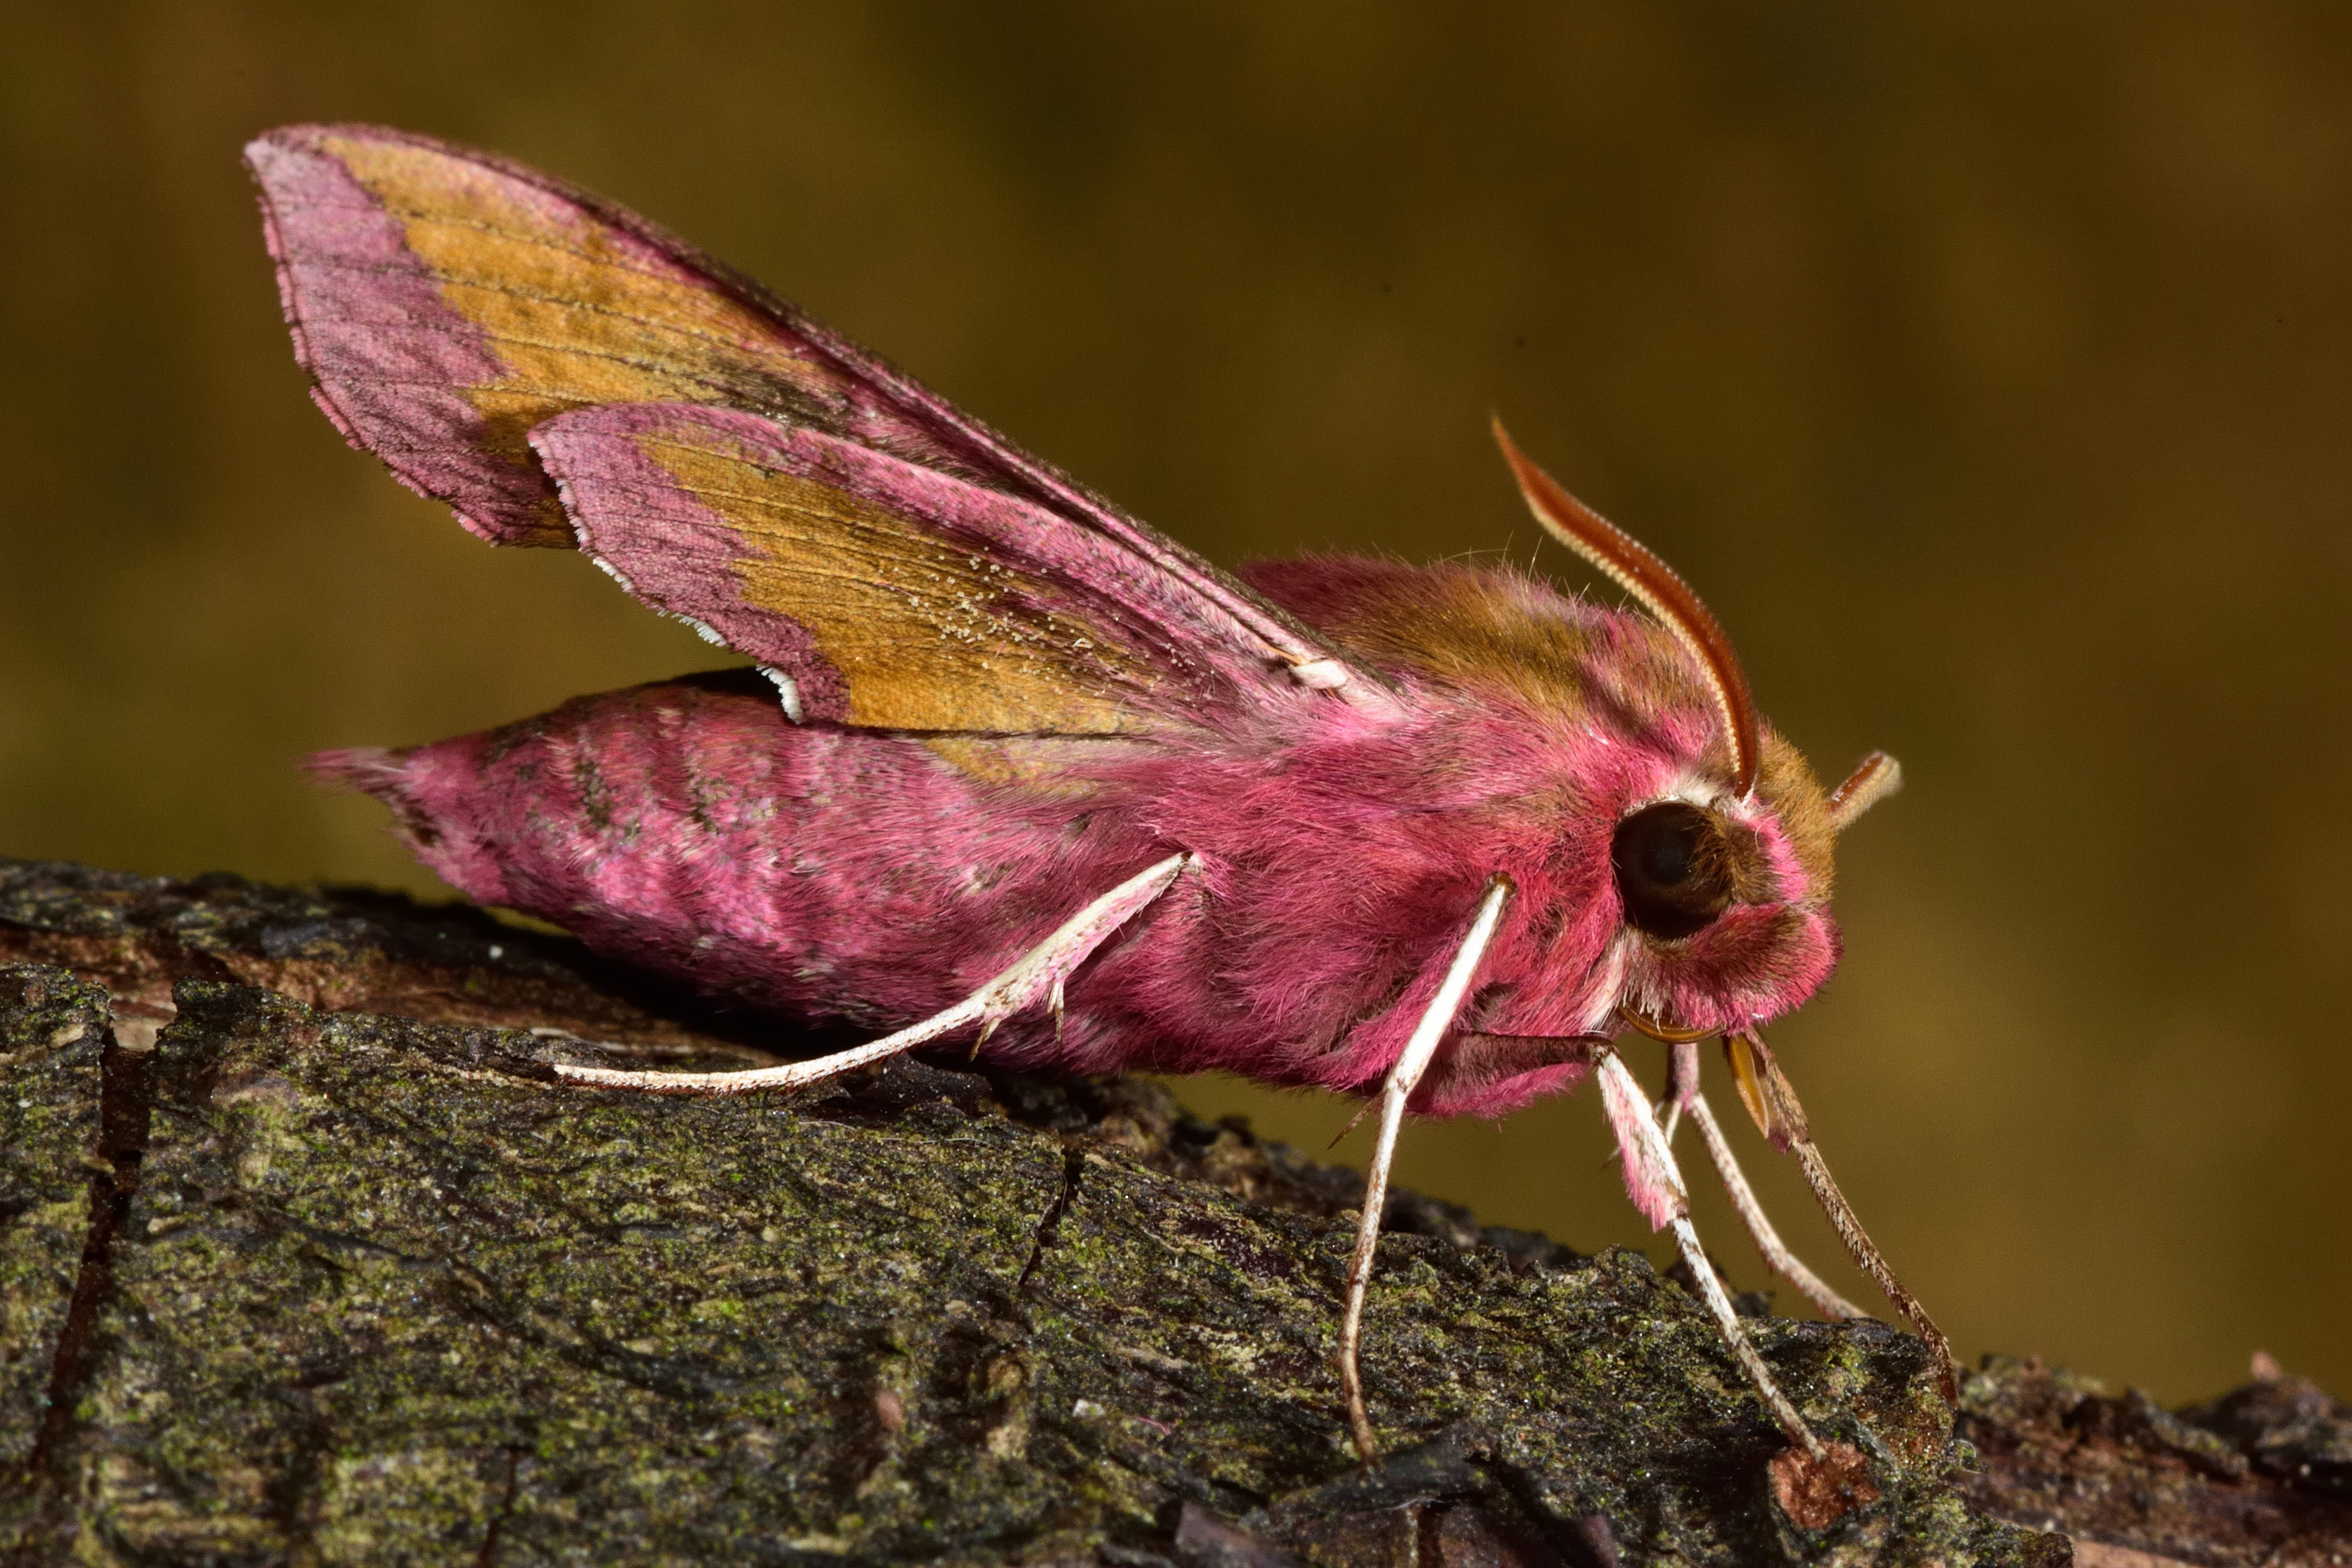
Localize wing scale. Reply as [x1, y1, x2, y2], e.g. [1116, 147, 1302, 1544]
[534, 405, 1255, 733]
[247, 123, 1385, 733]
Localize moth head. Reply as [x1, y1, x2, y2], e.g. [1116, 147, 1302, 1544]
[1493, 420, 1902, 1026]
[1598, 735, 1901, 1041]
[1608, 749, 1896, 944]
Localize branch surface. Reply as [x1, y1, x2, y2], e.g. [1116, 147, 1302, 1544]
[2, 858, 2344, 1566]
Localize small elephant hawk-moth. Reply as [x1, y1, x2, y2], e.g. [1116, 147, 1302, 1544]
[246, 122, 1950, 1473]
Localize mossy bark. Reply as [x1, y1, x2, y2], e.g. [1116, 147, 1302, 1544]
[1, 859, 2345, 1566]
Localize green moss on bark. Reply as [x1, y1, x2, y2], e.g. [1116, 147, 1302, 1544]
[0, 863, 2098, 1563]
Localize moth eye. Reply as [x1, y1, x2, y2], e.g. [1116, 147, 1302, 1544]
[1612, 802, 1735, 940]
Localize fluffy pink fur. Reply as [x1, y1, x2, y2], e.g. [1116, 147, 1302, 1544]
[255, 124, 1849, 1237]
[319, 558, 1839, 1122]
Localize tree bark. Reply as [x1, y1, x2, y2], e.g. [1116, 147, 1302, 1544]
[0, 858, 2344, 1566]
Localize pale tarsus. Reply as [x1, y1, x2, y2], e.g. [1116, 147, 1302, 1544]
[553, 853, 1192, 1095]
[1335, 875, 1516, 1459]
[1593, 1048, 1827, 1459]
[1660, 1038, 1869, 1322]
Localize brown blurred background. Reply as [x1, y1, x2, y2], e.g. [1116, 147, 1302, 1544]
[4, 2, 2348, 1405]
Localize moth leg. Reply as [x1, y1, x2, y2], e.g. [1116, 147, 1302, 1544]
[525, 1028, 786, 1072]
[1731, 1032, 1960, 1402]
[1685, 1090, 1869, 1320]
[1594, 1049, 1826, 1460]
[552, 853, 1191, 1096]
[1789, 1133, 1957, 1399]
[1337, 876, 1515, 1462]
[1657, 1035, 1700, 1143]
[1654, 1038, 1860, 1317]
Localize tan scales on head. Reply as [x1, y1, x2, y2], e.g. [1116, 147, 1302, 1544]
[1267, 553, 1841, 907]
[1754, 730, 1836, 906]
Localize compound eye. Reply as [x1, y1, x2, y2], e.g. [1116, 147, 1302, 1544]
[1612, 801, 1735, 940]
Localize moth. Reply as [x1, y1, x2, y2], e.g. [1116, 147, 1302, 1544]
[247, 123, 1952, 1469]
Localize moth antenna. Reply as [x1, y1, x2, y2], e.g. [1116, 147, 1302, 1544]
[1494, 418, 1761, 796]
[1827, 751, 1903, 834]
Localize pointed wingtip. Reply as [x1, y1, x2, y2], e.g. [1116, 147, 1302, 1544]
[240, 125, 301, 177]
[242, 122, 465, 177]
[241, 122, 339, 171]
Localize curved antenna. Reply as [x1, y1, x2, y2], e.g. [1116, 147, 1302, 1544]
[1494, 418, 1760, 797]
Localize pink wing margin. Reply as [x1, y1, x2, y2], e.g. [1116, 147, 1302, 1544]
[246, 122, 1389, 718]
[531, 404, 1293, 731]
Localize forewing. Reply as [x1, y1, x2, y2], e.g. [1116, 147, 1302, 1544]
[246, 122, 1371, 720]
[533, 405, 1257, 733]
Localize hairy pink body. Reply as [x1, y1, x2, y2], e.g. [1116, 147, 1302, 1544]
[257, 124, 1953, 1459]
[324, 557, 1839, 1119]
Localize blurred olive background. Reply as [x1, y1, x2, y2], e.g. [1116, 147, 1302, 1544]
[4, 2, 2349, 1405]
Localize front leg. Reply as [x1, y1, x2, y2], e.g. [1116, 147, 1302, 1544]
[1594, 1049, 1828, 1460]
[1657, 1036, 1868, 1321]
[1337, 875, 1514, 1461]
